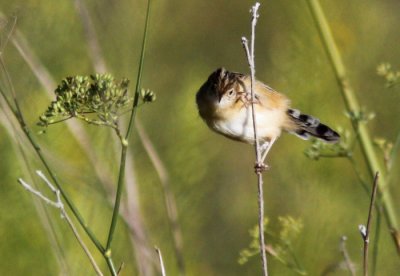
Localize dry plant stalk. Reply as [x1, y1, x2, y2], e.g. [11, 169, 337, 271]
[155, 247, 167, 276]
[359, 172, 379, 276]
[18, 171, 103, 276]
[241, 2, 269, 276]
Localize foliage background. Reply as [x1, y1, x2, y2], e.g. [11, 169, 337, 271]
[0, 0, 399, 275]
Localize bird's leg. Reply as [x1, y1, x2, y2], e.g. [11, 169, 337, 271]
[254, 140, 269, 173]
[255, 137, 276, 173]
[261, 137, 276, 163]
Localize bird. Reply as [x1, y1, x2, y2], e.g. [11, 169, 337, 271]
[196, 68, 340, 166]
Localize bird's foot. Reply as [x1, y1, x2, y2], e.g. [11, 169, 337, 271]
[254, 162, 269, 173]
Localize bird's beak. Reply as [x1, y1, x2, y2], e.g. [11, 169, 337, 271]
[218, 91, 223, 102]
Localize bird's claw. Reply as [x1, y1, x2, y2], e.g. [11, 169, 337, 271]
[254, 162, 269, 173]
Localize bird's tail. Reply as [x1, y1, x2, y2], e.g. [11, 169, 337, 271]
[285, 108, 340, 143]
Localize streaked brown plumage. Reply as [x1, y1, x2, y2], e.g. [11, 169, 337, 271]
[196, 68, 340, 161]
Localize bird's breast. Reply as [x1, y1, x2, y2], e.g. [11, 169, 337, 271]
[211, 105, 286, 143]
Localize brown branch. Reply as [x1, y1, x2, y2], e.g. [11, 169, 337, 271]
[359, 172, 379, 276]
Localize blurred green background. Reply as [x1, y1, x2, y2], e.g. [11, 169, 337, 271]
[1, 0, 399, 275]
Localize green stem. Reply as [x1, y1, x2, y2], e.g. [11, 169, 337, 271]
[126, 0, 151, 138]
[0, 58, 105, 253]
[105, 256, 117, 276]
[104, 0, 151, 265]
[306, 0, 399, 252]
[105, 143, 128, 251]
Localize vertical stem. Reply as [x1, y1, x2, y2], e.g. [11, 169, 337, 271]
[104, 0, 151, 273]
[249, 5, 261, 165]
[105, 257, 117, 276]
[306, 0, 399, 252]
[250, 3, 269, 275]
[362, 172, 379, 276]
[256, 173, 268, 276]
[242, 3, 268, 276]
[126, 0, 151, 138]
[155, 247, 167, 276]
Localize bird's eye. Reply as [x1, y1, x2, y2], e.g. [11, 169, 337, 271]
[228, 89, 235, 96]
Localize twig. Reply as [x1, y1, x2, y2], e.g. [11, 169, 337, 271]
[241, 3, 268, 276]
[155, 247, 167, 276]
[117, 262, 125, 275]
[359, 172, 379, 276]
[339, 236, 356, 276]
[18, 171, 103, 276]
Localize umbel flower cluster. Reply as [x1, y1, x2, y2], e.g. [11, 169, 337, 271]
[38, 74, 155, 130]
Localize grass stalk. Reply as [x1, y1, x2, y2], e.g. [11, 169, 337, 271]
[306, 0, 399, 252]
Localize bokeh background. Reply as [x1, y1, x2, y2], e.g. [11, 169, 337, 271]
[0, 0, 399, 275]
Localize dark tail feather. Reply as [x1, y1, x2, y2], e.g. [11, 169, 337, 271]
[286, 109, 340, 143]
